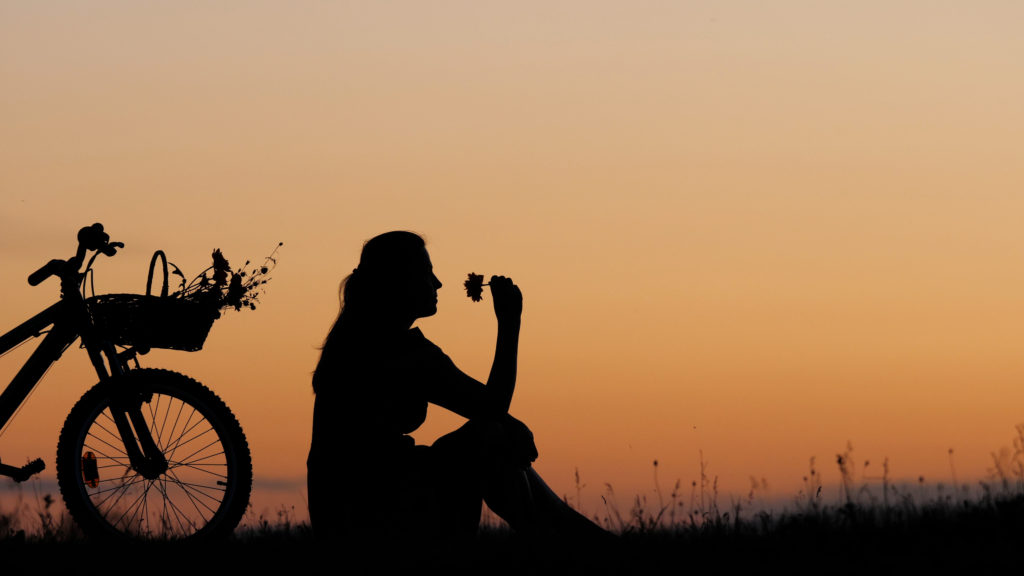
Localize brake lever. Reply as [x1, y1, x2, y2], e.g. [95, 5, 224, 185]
[101, 241, 125, 257]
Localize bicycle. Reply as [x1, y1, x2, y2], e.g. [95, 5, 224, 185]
[0, 223, 252, 541]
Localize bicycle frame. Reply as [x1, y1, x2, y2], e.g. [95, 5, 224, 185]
[1, 237, 169, 482]
[0, 302, 78, 433]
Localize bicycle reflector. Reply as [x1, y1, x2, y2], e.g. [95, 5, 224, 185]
[82, 451, 100, 488]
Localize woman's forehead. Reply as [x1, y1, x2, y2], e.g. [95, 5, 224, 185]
[398, 246, 432, 271]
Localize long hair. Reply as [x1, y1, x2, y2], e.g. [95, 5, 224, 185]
[313, 231, 427, 394]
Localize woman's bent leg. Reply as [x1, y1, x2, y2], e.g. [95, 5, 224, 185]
[430, 416, 609, 540]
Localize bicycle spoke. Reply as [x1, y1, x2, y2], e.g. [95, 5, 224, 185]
[172, 436, 223, 469]
[85, 432, 130, 459]
[121, 479, 155, 534]
[162, 429, 215, 467]
[169, 466, 228, 483]
[92, 475, 141, 487]
[96, 463, 133, 471]
[82, 441, 131, 463]
[163, 405, 199, 463]
[150, 394, 177, 455]
[165, 412, 208, 454]
[167, 475, 201, 536]
[158, 394, 184, 453]
[166, 467, 220, 518]
[172, 453, 227, 466]
[148, 392, 163, 440]
[156, 473, 196, 537]
[110, 479, 153, 533]
[99, 409, 118, 428]
[89, 413, 124, 447]
[91, 472, 144, 503]
[156, 476, 189, 536]
[172, 424, 217, 451]
[169, 458, 229, 478]
[140, 484, 150, 536]
[91, 476, 145, 524]
[97, 473, 145, 520]
[156, 472, 207, 533]
[161, 477, 227, 500]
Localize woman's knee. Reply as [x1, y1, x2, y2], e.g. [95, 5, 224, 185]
[432, 415, 537, 468]
[498, 414, 538, 465]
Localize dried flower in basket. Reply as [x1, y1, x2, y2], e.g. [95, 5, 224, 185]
[464, 273, 488, 302]
[175, 242, 283, 311]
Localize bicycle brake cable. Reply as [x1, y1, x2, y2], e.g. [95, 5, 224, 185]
[83, 268, 95, 299]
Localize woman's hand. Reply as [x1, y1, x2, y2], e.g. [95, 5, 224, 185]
[489, 275, 522, 327]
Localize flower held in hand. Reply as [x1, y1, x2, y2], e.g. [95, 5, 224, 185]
[464, 273, 485, 302]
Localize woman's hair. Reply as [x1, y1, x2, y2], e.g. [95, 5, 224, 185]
[313, 231, 426, 394]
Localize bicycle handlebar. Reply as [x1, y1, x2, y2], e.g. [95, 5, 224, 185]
[28, 259, 66, 286]
[27, 223, 123, 286]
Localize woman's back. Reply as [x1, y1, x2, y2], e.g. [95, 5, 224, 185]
[307, 325, 467, 538]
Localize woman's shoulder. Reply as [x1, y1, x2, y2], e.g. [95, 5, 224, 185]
[405, 328, 454, 364]
[405, 327, 440, 352]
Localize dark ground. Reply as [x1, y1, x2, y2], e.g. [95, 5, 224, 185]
[3, 503, 1023, 576]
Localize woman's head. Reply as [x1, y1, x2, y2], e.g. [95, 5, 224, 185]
[315, 231, 441, 393]
[339, 231, 442, 325]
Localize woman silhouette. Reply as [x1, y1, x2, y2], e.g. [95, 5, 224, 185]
[307, 231, 604, 543]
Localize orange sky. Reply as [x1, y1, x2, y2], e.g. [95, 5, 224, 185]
[3, 2, 1024, 521]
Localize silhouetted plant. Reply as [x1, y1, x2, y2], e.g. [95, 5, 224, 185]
[173, 243, 283, 311]
[0, 486, 22, 540]
[797, 456, 824, 513]
[985, 424, 1024, 499]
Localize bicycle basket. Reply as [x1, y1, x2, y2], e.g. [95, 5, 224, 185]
[86, 294, 220, 352]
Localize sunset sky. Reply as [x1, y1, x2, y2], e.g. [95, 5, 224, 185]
[3, 1, 1024, 522]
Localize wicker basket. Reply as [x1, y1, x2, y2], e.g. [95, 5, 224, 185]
[86, 294, 220, 352]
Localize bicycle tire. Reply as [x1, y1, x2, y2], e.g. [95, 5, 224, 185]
[56, 368, 252, 540]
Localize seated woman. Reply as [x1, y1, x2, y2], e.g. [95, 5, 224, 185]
[307, 231, 605, 543]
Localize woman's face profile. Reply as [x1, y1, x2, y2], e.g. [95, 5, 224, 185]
[404, 247, 442, 320]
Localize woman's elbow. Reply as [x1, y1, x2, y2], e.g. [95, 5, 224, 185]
[477, 394, 510, 420]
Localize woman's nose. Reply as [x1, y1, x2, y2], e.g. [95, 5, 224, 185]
[433, 274, 442, 289]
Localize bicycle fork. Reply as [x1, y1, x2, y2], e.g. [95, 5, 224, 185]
[88, 341, 168, 480]
[107, 390, 168, 480]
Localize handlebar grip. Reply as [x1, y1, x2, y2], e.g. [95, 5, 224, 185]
[28, 259, 65, 286]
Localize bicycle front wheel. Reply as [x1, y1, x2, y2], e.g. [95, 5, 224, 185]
[56, 368, 252, 540]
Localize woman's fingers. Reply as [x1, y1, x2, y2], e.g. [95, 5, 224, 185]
[489, 275, 520, 295]
[489, 275, 522, 322]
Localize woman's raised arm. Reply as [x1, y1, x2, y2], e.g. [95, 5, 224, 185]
[427, 275, 522, 419]
[485, 275, 522, 414]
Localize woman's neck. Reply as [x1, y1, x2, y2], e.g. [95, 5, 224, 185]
[346, 310, 414, 333]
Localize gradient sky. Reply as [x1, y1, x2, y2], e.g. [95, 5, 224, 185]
[2, 1, 1024, 521]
